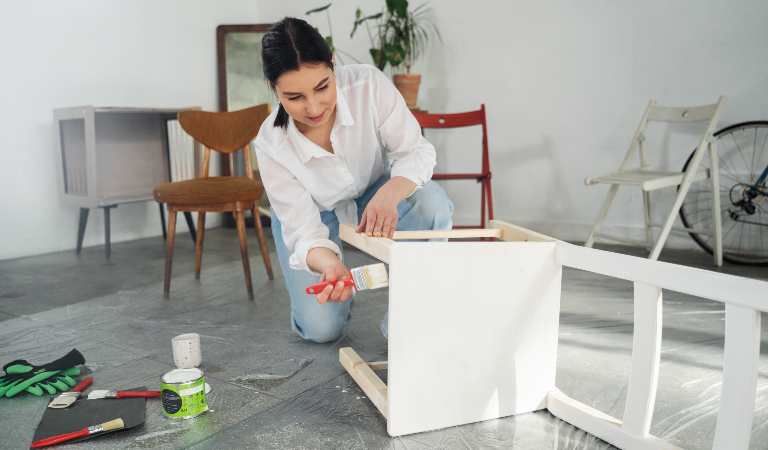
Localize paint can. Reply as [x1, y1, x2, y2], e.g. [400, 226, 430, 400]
[160, 368, 208, 419]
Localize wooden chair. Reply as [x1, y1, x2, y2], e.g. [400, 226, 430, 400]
[584, 97, 726, 265]
[153, 105, 274, 299]
[412, 105, 494, 228]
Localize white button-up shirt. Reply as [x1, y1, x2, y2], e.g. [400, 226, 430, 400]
[254, 64, 436, 273]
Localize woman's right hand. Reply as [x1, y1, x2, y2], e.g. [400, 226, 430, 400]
[307, 247, 354, 304]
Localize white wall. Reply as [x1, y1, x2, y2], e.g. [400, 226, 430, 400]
[0, 1, 261, 260]
[258, 0, 768, 246]
[3, 1, 767, 260]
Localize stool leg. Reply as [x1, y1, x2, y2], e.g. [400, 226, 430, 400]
[235, 208, 254, 300]
[164, 210, 178, 299]
[76, 208, 89, 255]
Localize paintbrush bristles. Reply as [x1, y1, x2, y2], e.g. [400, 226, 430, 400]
[101, 418, 125, 431]
[86, 389, 114, 399]
[350, 263, 389, 291]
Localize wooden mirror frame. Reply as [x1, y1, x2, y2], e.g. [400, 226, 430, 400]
[216, 24, 273, 227]
[217, 24, 273, 116]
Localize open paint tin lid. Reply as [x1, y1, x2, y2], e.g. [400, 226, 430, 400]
[162, 368, 212, 393]
[162, 368, 203, 384]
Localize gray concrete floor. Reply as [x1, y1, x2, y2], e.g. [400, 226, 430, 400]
[0, 227, 767, 449]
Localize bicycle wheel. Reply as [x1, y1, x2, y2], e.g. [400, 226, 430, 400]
[679, 121, 768, 265]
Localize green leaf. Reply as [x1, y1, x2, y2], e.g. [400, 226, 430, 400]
[386, 0, 408, 18]
[362, 12, 383, 21]
[370, 48, 387, 70]
[306, 3, 332, 15]
[350, 12, 383, 38]
[383, 42, 405, 67]
[324, 35, 335, 53]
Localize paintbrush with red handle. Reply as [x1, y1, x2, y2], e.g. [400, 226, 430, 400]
[86, 389, 160, 400]
[47, 376, 93, 408]
[30, 418, 124, 448]
[305, 263, 388, 294]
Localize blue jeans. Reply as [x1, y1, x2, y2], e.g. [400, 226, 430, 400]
[271, 176, 453, 343]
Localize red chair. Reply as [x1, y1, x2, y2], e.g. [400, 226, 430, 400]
[412, 105, 494, 228]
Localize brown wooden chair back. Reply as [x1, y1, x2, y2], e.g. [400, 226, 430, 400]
[178, 104, 268, 152]
[177, 104, 269, 179]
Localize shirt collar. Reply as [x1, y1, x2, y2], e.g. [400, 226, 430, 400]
[335, 84, 355, 127]
[288, 119, 325, 163]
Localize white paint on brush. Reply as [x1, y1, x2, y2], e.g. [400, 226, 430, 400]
[350, 263, 388, 291]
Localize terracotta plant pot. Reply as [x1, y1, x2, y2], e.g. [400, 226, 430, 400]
[393, 73, 422, 109]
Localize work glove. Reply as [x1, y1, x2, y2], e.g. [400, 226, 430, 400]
[0, 349, 85, 398]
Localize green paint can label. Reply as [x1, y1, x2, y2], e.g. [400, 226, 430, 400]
[160, 368, 208, 419]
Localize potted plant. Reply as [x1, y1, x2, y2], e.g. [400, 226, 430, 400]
[351, 0, 439, 108]
[306, 2, 362, 65]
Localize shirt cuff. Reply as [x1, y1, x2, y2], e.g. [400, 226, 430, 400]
[390, 165, 430, 190]
[290, 238, 343, 274]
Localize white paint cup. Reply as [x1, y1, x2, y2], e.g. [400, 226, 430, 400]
[172, 333, 201, 369]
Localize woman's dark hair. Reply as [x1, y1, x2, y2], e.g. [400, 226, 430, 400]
[262, 17, 334, 128]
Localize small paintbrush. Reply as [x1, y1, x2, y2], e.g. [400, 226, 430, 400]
[305, 263, 388, 294]
[31, 418, 125, 448]
[86, 389, 160, 400]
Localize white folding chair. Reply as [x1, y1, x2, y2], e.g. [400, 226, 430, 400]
[584, 97, 726, 266]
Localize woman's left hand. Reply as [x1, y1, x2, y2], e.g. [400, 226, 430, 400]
[357, 177, 416, 238]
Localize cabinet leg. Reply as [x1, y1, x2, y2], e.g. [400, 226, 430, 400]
[183, 212, 196, 243]
[159, 202, 167, 240]
[76, 208, 89, 255]
[103, 205, 116, 260]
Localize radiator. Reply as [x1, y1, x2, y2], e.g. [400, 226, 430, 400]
[167, 119, 198, 181]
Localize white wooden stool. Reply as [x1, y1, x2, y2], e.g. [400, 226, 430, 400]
[339, 221, 767, 450]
